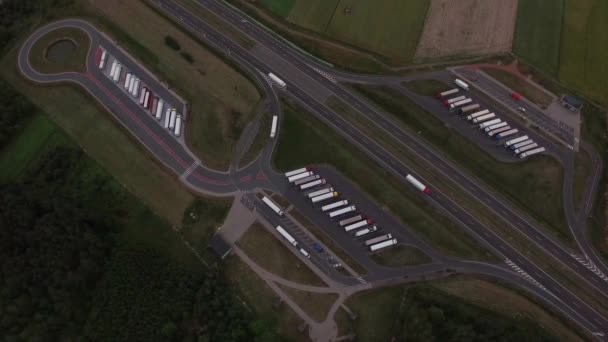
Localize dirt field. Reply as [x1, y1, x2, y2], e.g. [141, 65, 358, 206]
[415, 0, 518, 60]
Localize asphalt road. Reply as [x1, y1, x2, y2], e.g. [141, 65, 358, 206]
[18, 11, 608, 340]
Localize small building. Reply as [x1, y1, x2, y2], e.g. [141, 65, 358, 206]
[208, 234, 231, 259]
[561, 95, 584, 112]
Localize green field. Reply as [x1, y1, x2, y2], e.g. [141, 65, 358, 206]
[257, 0, 295, 17]
[287, 0, 339, 32]
[513, 0, 564, 76]
[274, 100, 495, 261]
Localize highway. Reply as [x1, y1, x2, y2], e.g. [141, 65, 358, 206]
[18, 10, 608, 340]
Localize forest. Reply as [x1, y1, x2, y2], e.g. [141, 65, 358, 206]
[0, 80, 36, 148]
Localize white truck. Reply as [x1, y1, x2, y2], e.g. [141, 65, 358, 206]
[155, 100, 164, 120]
[460, 103, 480, 114]
[471, 113, 495, 123]
[169, 109, 177, 129]
[466, 109, 490, 121]
[370, 239, 398, 252]
[288, 171, 314, 183]
[139, 87, 147, 105]
[270, 115, 278, 138]
[505, 135, 529, 147]
[263, 196, 283, 216]
[479, 118, 501, 129]
[321, 200, 348, 212]
[483, 122, 508, 133]
[487, 125, 511, 137]
[276, 225, 297, 246]
[285, 167, 310, 178]
[113, 64, 122, 82]
[455, 78, 469, 91]
[300, 178, 326, 191]
[514, 143, 538, 154]
[354, 225, 377, 237]
[299, 248, 311, 259]
[98, 50, 108, 69]
[495, 129, 519, 140]
[268, 73, 286, 88]
[436, 88, 459, 99]
[329, 206, 356, 218]
[443, 95, 466, 106]
[128, 77, 136, 95]
[307, 187, 333, 198]
[364, 234, 392, 247]
[339, 215, 364, 227]
[510, 139, 534, 150]
[124, 73, 132, 89]
[406, 174, 430, 194]
[344, 219, 372, 232]
[520, 147, 546, 158]
[293, 174, 320, 186]
[174, 115, 182, 137]
[132, 79, 141, 98]
[163, 107, 171, 129]
[311, 191, 338, 204]
[449, 98, 473, 110]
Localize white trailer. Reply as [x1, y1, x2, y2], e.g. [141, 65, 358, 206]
[472, 113, 496, 123]
[311, 191, 338, 204]
[449, 98, 473, 110]
[293, 174, 320, 186]
[109, 60, 117, 78]
[511, 139, 534, 150]
[163, 108, 171, 128]
[132, 79, 141, 97]
[487, 125, 511, 137]
[455, 78, 469, 91]
[300, 178, 325, 191]
[321, 200, 349, 212]
[329, 206, 356, 218]
[364, 234, 392, 247]
[113, 65, 122, 82]
[479, 118, 502, 129]
[406, 174, 430, 194]
[460, 103, 480, 114]
[505, 135, 529, 147]
[299, 248, 310, 259]
[339, 215, 364, 227]
[495, 129, 519, 140]
[128, 77, 136, 94]
[307, 187, 333, 198]
[143, 91, 150, 108]
[443, 95, 466, 105]
[483, 121, 508, 133]
[436, 88, 459, 99]
[263, 196, 283, 216]
[344, 219, 372, 232]
[174, 115, 182, 137]
[276, 225, 297, 246]
[514, 143, 538, 154]
[124, 73, 132, 89]
[354, 225, 377, 237]
[98, 50, 108, 69]
[151, 98, 159, 115]
[520, 147, 546, 158]
[155, 100, 164, 120]
[268, 73, 286, 88]
[139, 87, 147, 105]
[370, 239, 398, 252]
[288, 171, 314, 183]
[466, 109, 490, 121]
[285, 167, 310, 178]
[270, 115, 278, 138]
[169, 109, 177, 129]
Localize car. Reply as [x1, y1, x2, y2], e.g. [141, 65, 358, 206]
[518, 106, 526, 113]
[313, 243, 324, 253]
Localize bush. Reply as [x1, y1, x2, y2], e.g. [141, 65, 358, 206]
[180, 51, 194, 63]
[164, 35, 180, 51]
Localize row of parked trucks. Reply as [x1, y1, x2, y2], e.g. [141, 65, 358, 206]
[436, 79, 545, 158]
[260, 196, 314, 259]
[97, 47, 183, 137]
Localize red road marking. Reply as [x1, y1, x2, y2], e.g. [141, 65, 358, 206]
[256, 170, 265, 180]
[240, 175, 252, 182]
[84, 72, 229, 186]
[95, 48, 102, 67]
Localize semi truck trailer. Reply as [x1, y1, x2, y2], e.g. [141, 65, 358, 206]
[294, 175, 320, 186]
[435, 88, 459, 99]
[163, 107, 171, 128]
[169, 109, 177, 129]
[109, 60, 117, 78]
[124, 73, 132, 89]
[288, 171, 314, 183]
[449, 98, 473, 110]
[511, 139, 534, 150]
[495, 129, 519, 139]
[344, 219, 372, 232]
[487, 125, 511, 137]
[321, 200, 348, 212]
[139, 87, 147, 105]
[268, 73, 286, 88]
[98, 50, 108, 69]
[483, 121, 508, 133]
[155, 100, 164, 120]
[460, 103, 480, 114]
[285, 167, 310, 178]
[276, 225, 297, 246]
[174, 115, 182, 137]
[514, 143, 538, 154]
[339, 215, 364, 227]
[329, 206, 356, 218]
[311, 191, 338, 204]
[370, 239, 398, 252]
[128, 77, 136, 94]
[270, 115, 278, 138]
[364, 234, 392, 246]
[471, 113, 495, 123]
[113, 65, 122, 82]
[307, 187, 333, 198]
[263, 196, 283, 216]
[505, 135, 529, 147]
[299, 248, 310, 258]
[479, 118, 502, 129]
[354, 225, 377, 237]
[443, 95, 466, 106]
[520, 147, 546, 158]
[143, 91, 150, 108]
[406, 174, 430, 194]
[455, 79, 469, 90]
[466, 109, 490, 120]
[300, 179, 325, 191]
[132, 79, 140, 98]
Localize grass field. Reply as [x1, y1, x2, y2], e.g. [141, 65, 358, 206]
[353, 85, 568, 243]
[274, 100, 495, 261]
[370, 245, 432, 267]
[0, 113, 67, 183]
[287, 0, 338, 32]
[278, 285, 338, 322]
[512, 0, 564, 76]
[257, 0, 295, 18]
[481, 67, 554, 108]
[88, 0, 261, 170]
[237, 223, 327, 286]
[28, 27, 90, 74]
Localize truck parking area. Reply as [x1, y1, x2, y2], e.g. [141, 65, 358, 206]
[96, 46, 185, 138]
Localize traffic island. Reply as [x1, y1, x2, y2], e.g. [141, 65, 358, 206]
[28, 27, 90, 74]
